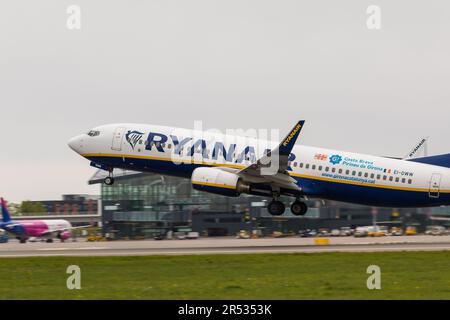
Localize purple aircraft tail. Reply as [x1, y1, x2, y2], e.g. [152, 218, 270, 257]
[1, 198, 11, 222]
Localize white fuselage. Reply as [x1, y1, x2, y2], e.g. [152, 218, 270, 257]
[68, 124, 450, 207]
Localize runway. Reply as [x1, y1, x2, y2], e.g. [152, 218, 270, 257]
[1, 235, 450, 257]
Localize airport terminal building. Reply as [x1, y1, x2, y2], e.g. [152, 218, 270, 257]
[88, 169, 450, 239]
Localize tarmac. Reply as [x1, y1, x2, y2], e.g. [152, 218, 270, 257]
[1, 235, 450, 257]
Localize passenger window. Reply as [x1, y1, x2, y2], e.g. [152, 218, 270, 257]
[383, 175, 387, 180]
[408, 179, 412, 184]
[402, 178, 406, 183]
[358, 172, 362, 177]
[376, 174, 381, 180]
[389, 176, 393, 182]
[370, 173, 375, 179]
[300, 163, 304, 168]
[395, 177, 400, 183]
[364, 172, 369, 178]
[294, 162, 298, 167]
[339, 169, 343, 174]
[306, 164, 310, 169]
[319, 166, 323, 171]
[332, 168, 336, 173]
[352, 171, 356, 176]
[312, 165, 316, 170]
[325, 167, 329, 172]
[167, 144, 172, 149]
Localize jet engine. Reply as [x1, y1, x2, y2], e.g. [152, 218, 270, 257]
[191, 167, 250, 197]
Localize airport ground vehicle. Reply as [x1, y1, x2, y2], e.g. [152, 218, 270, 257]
[354, 227, 369, 237]
[405, 226, 418, 236]
[390, 227, 404, 236]
[186, 232, 199, 239]
[425, 226, 447, 236]
[87, 235, 106, 242]
[364, 225, 388, 237]
[339, 227, 354, 236]
[330, 229, 340, 236]
[318, 229, 331, 237]
[236, 230, 250, 239]
[174, 232, 187, 240]
[302, 229, 318, 237]
[272, 231, 288, 238]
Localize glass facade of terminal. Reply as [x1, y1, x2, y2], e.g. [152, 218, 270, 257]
[101, 174, 234, 213]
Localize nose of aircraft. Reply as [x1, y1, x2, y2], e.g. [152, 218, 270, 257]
[67, 135, 84, 154]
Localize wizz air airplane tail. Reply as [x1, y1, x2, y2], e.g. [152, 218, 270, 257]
[1, 198, 11, 222]
[68, 121, 450, 216]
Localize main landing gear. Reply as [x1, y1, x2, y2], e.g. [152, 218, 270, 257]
[267, 200, 285, 216]
[290, 200, 308, 216]
[267, 196, 308, 216]
[104, 169, 115, 185]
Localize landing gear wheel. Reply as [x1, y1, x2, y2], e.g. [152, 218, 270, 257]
[46, 239, 53, 243]
[19, 238, 27, 244]
[104, 176, 115, 185]
[291, 201, 308, 216]
[267, 200, 286, 216]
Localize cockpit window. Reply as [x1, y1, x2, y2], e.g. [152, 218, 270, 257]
[87, 130, 100, 137]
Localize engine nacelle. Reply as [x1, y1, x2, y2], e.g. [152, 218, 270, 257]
[191, 167, 250, 197]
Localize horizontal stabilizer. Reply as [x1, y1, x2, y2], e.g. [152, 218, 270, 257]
[407, 153, 450, 168]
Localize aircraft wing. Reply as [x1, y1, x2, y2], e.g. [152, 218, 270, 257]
[237, 120, 305, 192]
[1, 223, 21, 228]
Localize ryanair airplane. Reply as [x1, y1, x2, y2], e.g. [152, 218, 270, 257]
[68, 121, 450, 216]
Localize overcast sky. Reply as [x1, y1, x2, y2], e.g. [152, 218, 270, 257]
[1, 1, 450, 203]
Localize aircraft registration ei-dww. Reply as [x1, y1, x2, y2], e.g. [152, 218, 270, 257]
[68, 121, 450, 216]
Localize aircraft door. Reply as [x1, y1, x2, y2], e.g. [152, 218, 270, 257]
[429, 173, 442, 198]
[111, 127, 126, 151]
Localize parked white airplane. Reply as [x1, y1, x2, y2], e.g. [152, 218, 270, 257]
[68, 121, 450, 215]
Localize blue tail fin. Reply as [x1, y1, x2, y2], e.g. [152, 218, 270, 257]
[1, 198, 11, 222]
[408, 153, 450, 168]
